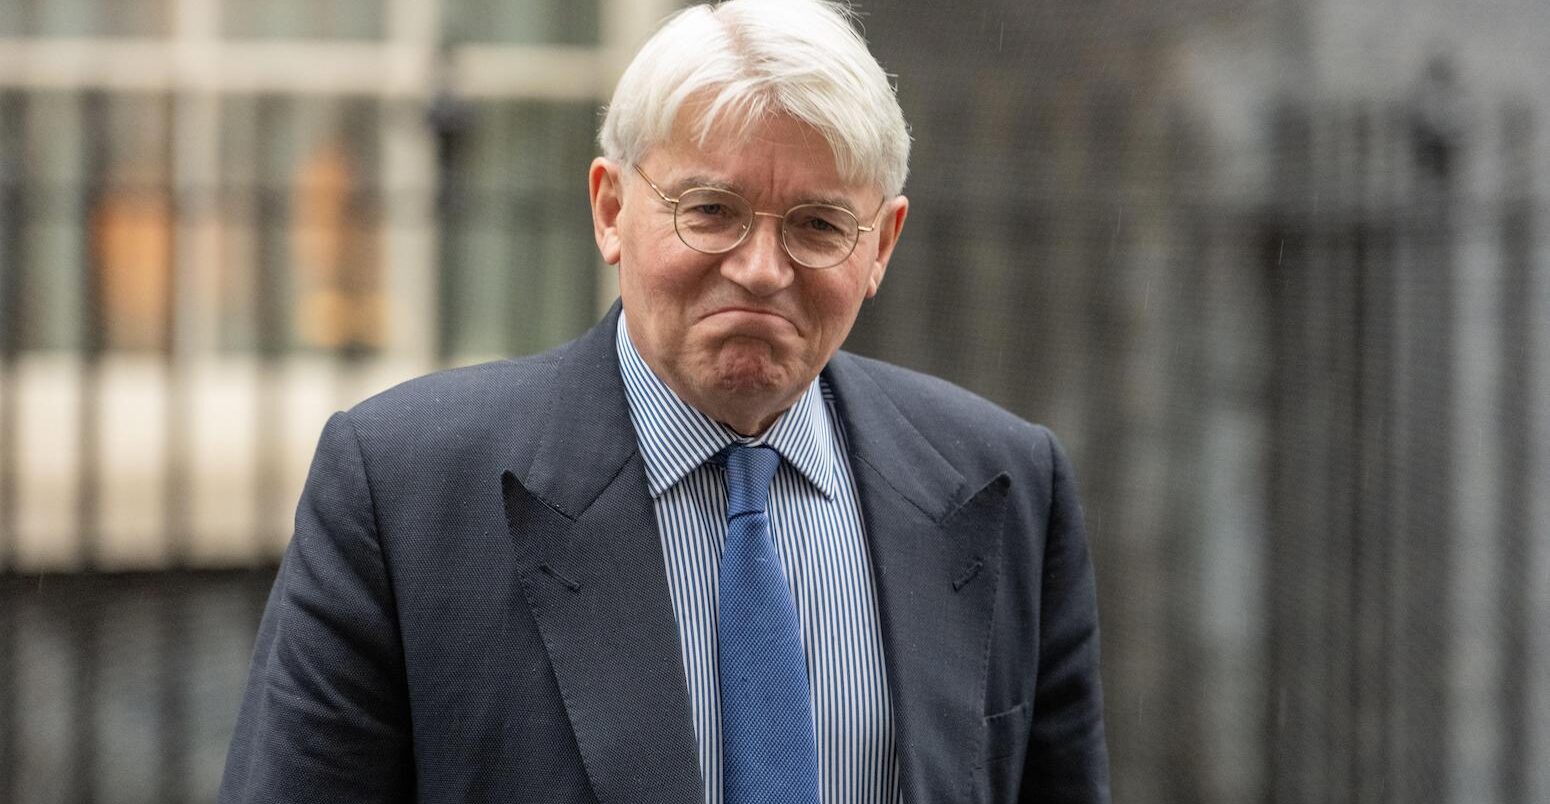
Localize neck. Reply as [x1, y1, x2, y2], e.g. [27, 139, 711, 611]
[685, 388, 793, 437]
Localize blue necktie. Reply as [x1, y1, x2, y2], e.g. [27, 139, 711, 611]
[718, 445, 821, 804]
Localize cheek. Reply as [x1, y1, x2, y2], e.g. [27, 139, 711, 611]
[622, 238, 690, 299]
[806, 272, 872, 325]
[622, 257, 718, 345]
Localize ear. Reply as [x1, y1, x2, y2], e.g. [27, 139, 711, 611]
[589, 157, 624, 265]
[864, 195, 908, 298]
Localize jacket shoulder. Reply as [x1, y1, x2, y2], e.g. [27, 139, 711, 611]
[329, 344, 573, 473]
[831, 351, 1063, 477]
[351, 350, 562, 421]
[837, 352, 1051, 436]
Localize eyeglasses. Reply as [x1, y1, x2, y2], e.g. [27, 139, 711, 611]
[633, 164, 886, 270]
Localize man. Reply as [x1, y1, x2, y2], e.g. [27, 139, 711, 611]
[219, 0, 1109, 802]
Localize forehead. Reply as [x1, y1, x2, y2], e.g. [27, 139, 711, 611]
[647, 112, 869, 206]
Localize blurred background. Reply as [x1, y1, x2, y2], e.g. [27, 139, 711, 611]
[0, 0, 1545, 801]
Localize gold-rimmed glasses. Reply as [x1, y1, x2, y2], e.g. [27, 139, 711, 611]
[633, 164, 886, 270]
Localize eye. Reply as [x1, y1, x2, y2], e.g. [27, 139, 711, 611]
[687, 202, 730, 218]
[789, 208, 854, 237]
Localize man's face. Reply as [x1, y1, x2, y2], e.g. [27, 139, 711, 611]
[589, 114, 908, 434]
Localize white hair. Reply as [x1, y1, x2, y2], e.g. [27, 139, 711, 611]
[598, 0, 911, 197]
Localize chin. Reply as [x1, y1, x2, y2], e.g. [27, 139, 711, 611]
[690, 340, 790, 394]
[711, 356, 787, 395]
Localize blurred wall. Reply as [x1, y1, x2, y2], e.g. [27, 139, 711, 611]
[851, 0, 1550, 802]
[1, 0, 1547, 802]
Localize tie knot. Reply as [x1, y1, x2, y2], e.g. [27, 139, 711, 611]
[724, 445, 781, 517]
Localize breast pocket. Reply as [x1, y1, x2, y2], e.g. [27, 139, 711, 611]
[978, 701, 1032, 803]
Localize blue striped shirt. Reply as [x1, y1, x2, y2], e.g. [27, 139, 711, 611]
[616, 315, 902, 804]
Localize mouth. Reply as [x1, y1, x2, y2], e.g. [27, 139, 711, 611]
[701, 306, 799, 335]
[704, 306, 785, 321]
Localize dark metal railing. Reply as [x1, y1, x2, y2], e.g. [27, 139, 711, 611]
[1260, 93, 1543, 803]
[0, 570, 275, 804]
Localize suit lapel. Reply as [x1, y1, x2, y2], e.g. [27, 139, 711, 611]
[499, 315, 1008, 803]
[501, 306, 702, 804]
[825, 353, 1010, 804]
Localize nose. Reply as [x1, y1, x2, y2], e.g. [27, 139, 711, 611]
[719, 211, 794, 296]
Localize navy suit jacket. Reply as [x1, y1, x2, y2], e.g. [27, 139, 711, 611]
[219, 304, 1109, 803]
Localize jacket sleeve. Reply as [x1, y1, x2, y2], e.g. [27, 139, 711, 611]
[219, 412, 414, 803]
[1022, 430, 1110, 803]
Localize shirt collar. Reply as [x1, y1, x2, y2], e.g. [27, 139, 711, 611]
[616, 313, 838, 501]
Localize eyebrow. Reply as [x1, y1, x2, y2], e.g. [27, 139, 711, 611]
[666, 174, 861, 214]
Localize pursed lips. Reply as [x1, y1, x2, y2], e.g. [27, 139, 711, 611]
[700, 306, 800, 334]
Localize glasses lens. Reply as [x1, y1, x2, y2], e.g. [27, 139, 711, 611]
[783, 204, 860, 268]
[674, 188, 752, 253]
